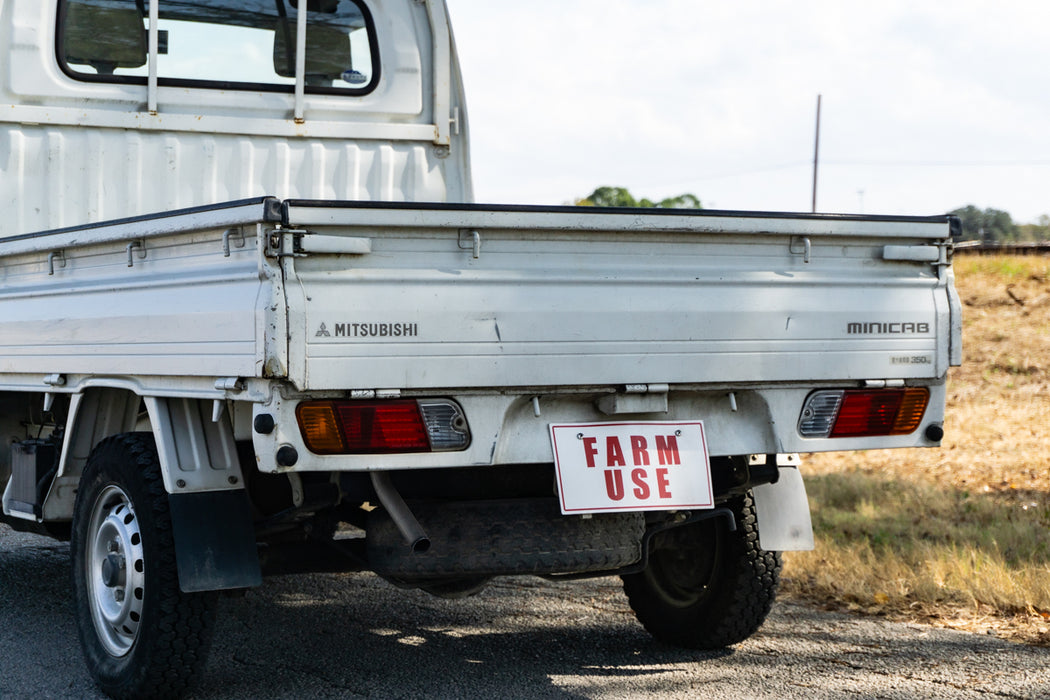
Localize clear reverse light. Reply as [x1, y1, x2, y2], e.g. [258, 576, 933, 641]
[797, 391, 845, 438]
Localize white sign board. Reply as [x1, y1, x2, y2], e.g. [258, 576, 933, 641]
[550, 421, 714, 515]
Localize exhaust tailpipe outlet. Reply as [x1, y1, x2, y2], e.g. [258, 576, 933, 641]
[370, 472, 431, 553]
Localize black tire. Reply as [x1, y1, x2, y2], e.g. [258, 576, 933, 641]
[71, 433, 217, 700]
[622, 493, 781, 649]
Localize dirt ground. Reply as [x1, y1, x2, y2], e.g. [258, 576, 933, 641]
[805, 255, 1050, 497]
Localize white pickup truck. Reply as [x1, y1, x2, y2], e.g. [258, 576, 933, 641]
[0, 1, 962, 698]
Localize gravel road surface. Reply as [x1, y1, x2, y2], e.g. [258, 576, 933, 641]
[2, 525, 1046, 699]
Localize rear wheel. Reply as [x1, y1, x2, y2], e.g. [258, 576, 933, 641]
[622, 493, 781, 649]
[71, 433, 217, 700]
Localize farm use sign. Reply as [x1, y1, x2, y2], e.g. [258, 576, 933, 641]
[550, 421, 714, 514]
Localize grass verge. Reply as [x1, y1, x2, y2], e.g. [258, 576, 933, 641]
[783, 472, 1050, 644]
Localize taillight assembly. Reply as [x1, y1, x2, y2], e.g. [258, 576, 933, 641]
[296, 399, 470, 455]
[798, 388, 929, 438]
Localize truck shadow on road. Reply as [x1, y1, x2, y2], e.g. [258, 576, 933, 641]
[203, 573, 733, 699]
[0, 535, 725, 699]
[3, 532, 1047, 699]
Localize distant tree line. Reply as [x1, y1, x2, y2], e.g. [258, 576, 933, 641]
[575, 189, 1048, 243]
[576, 186, 701, 210]
[947, 205, 1048, 243]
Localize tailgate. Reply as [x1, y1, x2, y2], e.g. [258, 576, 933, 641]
[278, 202, 960, 392]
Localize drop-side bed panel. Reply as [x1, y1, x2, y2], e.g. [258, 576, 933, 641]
[0, 200, 276, 381]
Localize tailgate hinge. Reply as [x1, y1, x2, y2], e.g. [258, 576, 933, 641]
[350, 389, 403, 400]
[597, 384, 669, 415]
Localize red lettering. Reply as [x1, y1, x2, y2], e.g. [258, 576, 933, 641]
[630, 435, 650, 466]
[582, 437, 598, 468]
[606, 436, 625, 467]
[631, 468, 650, 499]
[656, 468, 672, 498]
[655, 435, 681, 465]
[604, 469, 625, 501]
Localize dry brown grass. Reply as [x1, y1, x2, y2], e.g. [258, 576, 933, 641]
[782, 254, 1050, 645]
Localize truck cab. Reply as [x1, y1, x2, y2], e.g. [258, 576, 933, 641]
[1, 0, 470, 238]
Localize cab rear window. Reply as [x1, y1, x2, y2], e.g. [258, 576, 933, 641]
[57, 0, 378, 95]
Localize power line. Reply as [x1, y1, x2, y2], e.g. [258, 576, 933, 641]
[649, 162, 810, 185]
[823, 159, 1050, 167]
[635, 157, 1050, 196]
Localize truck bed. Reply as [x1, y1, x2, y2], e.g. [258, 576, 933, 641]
[0, 198, 960, 389]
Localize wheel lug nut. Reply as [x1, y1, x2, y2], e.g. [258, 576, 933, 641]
[114, 589, 125, 602]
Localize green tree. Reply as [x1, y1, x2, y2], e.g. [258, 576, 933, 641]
[655, 193, 702, 209]
[578, 186, 701, 209]
[1018, 214, 1050, 243]
[949, 205, 1019, 243]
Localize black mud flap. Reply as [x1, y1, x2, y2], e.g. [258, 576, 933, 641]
[168, 490, 262, 592]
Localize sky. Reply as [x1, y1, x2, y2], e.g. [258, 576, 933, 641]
[447, 1, 1050, 222]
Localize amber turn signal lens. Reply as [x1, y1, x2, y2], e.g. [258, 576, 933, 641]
[295, 402, 346, 454]
[891, 388, 930, 435]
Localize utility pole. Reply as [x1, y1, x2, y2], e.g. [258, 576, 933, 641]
[811, 94, 821, 213]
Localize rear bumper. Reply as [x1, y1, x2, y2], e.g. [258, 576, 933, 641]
[250, 380, 949, 474]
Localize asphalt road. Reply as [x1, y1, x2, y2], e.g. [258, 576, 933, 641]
[2, 524, 1047, 699]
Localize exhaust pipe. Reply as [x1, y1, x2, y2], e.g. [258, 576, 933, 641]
[370, 472, 431, 553]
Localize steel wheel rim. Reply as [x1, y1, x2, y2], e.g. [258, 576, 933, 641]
[85, 484, 146, 657]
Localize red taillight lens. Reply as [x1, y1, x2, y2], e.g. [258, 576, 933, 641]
[297, 400, 430, 454]
[799, 387, 930, 438]
[338, 401, 430, 452]
[830, 391, 902, 437]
